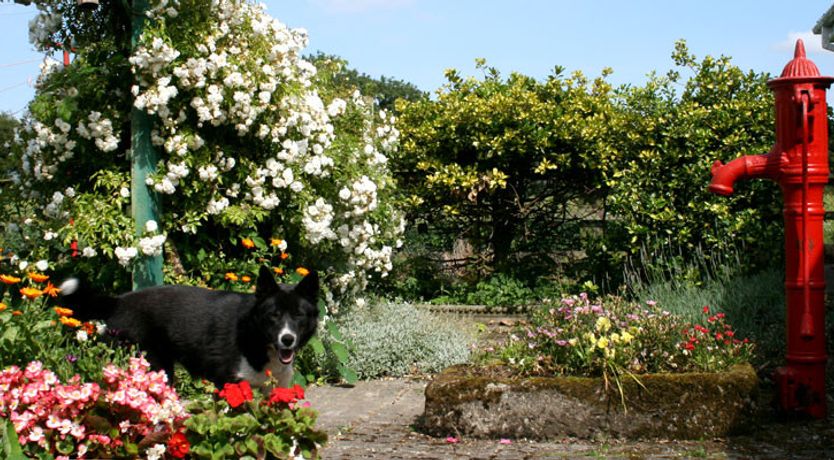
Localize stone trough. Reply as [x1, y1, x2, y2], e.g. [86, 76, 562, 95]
[420, 363, 758, 440]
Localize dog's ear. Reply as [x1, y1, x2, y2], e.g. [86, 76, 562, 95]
[294, 270, 319, 305]
[256, 265, 279, 296]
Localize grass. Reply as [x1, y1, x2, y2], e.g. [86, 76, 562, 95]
[626, 244, 785, 367]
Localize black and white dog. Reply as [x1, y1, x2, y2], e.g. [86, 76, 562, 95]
[59, 266, 319, 388]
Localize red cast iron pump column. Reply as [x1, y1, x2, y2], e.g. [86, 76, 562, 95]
[709, 39, 831, 418]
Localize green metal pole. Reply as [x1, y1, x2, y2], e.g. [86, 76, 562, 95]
[130, 0, 163, 289]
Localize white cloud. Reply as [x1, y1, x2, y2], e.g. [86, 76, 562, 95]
[773, 31, 826, 55]
[310, 0, 414, 13]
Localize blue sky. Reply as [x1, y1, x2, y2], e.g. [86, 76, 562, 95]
[1, 1, 834, 116]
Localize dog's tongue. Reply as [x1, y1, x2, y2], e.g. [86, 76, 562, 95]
[278, 349, 294, 365]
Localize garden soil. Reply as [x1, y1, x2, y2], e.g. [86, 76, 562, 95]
[307, 302, 834, 459]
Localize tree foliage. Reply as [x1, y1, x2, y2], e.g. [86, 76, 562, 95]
[393, 43, 784, 293]
[307, 52, 426, 113]
[396, 60, 617, 278]
[598, 41, 782, 283]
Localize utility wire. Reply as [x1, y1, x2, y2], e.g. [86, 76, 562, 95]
[0, 81, 28, 94]
[0, 58, 41, 68]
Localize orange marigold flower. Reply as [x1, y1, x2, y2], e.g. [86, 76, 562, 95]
[54, 306, 74, 317]
[0, 274, 21, 285]
[296, 267, 310, 277]
[225, 272, 239, 281]
[27, 272, 49, 283]
[280, 252, 289, 260]
[273, 267, 284, 275]
[20, 287, 43, 300]
[241, 238, 255, 249]
[270, 238, 283, 247]
[241, 275, 252, 283]
[0, 302, 6, 312]
[12, 310, 22, 316]
[43, 282, 60, 298]
[60, 316, 82, 328]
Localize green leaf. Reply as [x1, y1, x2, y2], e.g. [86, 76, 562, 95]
[1, 326, 18, 344]
[326, 322, 343, 342]
[2, 420, 28, 460]
[308, 336, 325, 356]
[338, 364, 359, 385]
[330, 341, 350, 363]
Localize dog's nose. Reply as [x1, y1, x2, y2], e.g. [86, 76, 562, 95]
[280, 333, 296, 348]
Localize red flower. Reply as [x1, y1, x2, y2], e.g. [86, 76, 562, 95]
[167, 431, 190, 458]
[702, 305, 710, 314]
[218, 381, 254, 408]
[268, 384, 305, 405]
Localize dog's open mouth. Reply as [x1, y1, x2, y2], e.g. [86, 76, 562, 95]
[278, 348, 295, 365]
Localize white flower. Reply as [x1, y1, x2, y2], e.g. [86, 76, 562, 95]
[146, 443, 166, 460]
[18, 261, 28, 271]
[36, 260, 48, 271]
[138, 234, 167, 256]
[145, 220, 159, 233]
[82, 247, 97, 258]
[75, 330, 88, 342]
[120, 187, 130, 198]
[114, 246, 138, 267]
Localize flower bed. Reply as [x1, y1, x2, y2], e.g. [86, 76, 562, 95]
[421, 362, 757, 440]
[420, 295, 759, 440]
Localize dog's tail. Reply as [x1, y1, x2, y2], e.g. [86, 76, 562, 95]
[58, 277, 117, 322]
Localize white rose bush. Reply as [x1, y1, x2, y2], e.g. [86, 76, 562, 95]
[2, 0, 405, 308]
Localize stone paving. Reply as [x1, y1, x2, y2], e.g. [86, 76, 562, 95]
[305, 379, 723, 459]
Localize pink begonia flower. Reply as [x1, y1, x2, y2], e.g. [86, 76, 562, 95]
[499, 438, 512, 445]
[445, 436, 459, 443]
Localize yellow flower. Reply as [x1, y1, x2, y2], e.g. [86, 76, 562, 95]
[595, 316, 611, 333]
[28, 272, 49, 283]
[296, 267, 310, 277]
[59, 316, 82, 328]
[20, 287, 43, 300]
[225, 272, 239, 281]
[0, 274, 21, 285]
[620, 331, 634, 344]
[54, 306, 74, 317]
[241, 238, 255, 249]
[273, 267, 284, 275]
[568, 338, 578, 346]
[0, 302, 6, 312]
[270, 238, 283, 247]
[596, 337, 610, 349]
[610, 333, 621, 343]
[241, 275, 252, 283]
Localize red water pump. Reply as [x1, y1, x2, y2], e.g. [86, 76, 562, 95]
[709, 39, 831, 418]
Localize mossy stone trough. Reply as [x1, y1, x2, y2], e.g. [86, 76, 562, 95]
[420, 363, 758, 440]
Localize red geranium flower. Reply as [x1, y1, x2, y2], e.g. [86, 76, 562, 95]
[268, 384, 305, 405]
[167, 431, 190, 458]
[218, 381, 254, 408]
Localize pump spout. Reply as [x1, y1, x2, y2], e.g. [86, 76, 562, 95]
[708, 148, 786, 196]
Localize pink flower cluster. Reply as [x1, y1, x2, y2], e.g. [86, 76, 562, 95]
[0, 358, 187, 459]
[101, 357, 188, 433]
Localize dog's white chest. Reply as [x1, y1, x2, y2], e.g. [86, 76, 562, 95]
[235, 350, 293, 388]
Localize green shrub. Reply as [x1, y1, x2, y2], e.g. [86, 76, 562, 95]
[337, 301, 473, 378]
